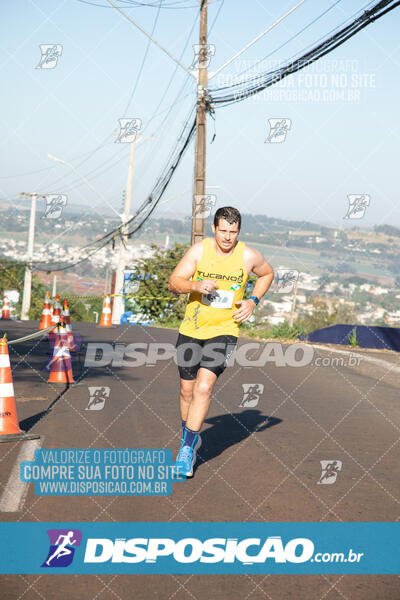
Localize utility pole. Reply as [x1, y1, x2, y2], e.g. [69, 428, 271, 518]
[191, 0, 208, 245]
[111, 135, 154, 324]
[289, 278, 299, 327]
[20, 193, 37, 321]
[106, 0, 307, 245]
[104, 266, 110, 295]
[112, 139, 136, 325]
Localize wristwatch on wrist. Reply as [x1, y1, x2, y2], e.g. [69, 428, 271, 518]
[249, 295, 260, 306]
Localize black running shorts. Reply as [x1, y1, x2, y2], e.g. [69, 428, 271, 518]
[175, 333, 237, 380]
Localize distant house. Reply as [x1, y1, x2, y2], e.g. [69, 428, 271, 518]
[369, 286, 388, 295]
[267, 315, 286, 325]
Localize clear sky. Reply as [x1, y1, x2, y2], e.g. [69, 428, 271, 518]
[1, 0, 399, 232]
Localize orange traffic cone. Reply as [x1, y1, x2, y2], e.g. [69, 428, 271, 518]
[52, 294, 62, 324]
[48, 323, 75, 386]
[39, 291, 53, 330]
[99, 295, 112, 327]
[1, 296, 10, 320]
[0, 336, 40, 442]
[61, 300, 74, 350]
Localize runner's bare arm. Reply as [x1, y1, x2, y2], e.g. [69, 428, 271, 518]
[168, 242, 218, 295]
[247, 247, 274, 301]
[233, 247, 274, 322]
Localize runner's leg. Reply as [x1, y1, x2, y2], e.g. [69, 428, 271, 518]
[185, 367, 218, 432]
[179, 378, 195, 423]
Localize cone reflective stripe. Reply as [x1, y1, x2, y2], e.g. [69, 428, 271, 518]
[48, 323, 75, 385]
[1, 296, 10, 320]
[52, 294, 62, 324]
[61, 300, 72, 332]
[0, 337, 40, 442]
[0, 344, 17, 433]
[39, 291, 52, 330]
[61, 300, 75, 351]
[99, 295, 112, 327]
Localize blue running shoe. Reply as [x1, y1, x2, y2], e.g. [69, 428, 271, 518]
[175, 435, 202, 477]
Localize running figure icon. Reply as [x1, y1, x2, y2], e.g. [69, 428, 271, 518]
[41, 529, 82, 568]
[45, 531, 77, 566]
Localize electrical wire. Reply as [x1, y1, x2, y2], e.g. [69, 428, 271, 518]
[35, 134, 116, 194]
[214, 0, 345, 89]
[75, 0, 208, 8]
[0, 135, 117, 182]
[38, 0, 198, 195]
[16, 0, 395, 274]
[12, 0, 217, 198]
[15, 3, 200, 276]
[93, 0, 397, 249]
[209, 0, 400, 107]
[68, 0, 220, 194]
[39, 0, 358, 194]
[64, 7, 198, 194]
[30, 105, 197, 272]
[44, 4, 199, 196]
[126, 107, 196, 238]
[213, 0, 377, 91]
[209, 0, 224, 32]
[122, 0, 163, 116]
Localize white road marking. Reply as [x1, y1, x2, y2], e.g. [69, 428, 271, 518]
[0, 438, 42, 512]
[310, 344, 400, 374]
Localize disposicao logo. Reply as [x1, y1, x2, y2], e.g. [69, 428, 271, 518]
[83, 536, 314, 564]
[41, 529, 82, 568]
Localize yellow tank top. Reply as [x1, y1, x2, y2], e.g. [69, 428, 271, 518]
[179, 237, 248, 339]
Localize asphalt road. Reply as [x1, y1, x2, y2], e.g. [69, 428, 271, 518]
[0, 320, 399, 599]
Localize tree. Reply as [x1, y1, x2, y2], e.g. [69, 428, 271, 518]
[129, 243, 189, 324]
[335, 262, 356, 274]
[28, 275, 48, 319]
[0, 259, 48, 320]
[374, 224, 400, 238]
[301, 300, 357, 333]
[0, 259, 25, 296]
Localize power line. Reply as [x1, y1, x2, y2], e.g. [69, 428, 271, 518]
[39, 0, 361, 194]
[36, 134, 115, 194]
[146, 11, 199, 132]
[106, 0, 195, 77]
[0, 165, 57, 179]
[69, 3, 199, 190]
[36, 0, 198, 196]
[210, 0, 308, 81]
[209, 0, 224, 32]
[127, 108, 196, 238]
[215, 0, 346, 87]
[30, 106, 196, 272]
[75, 0, 207, 9]
[44, 6, 199, 196]
[122, 0, 163, 116]
[44, 90, 194, 197]
[8, 0, 219, 213]
[0, 136, 116, 182]
[119, 0, 397, 243]
[17, 0, 399, 274]
[209, 0, 400, 107]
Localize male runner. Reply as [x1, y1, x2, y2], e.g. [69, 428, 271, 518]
[168, 206, 274, 477]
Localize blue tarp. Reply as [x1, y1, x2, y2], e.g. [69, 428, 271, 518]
[299, 324, 400, 351]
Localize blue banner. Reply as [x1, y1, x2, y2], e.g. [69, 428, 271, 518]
[0, 522, 398, 574]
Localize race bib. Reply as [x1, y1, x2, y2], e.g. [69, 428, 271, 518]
[201, 289, 234, 309]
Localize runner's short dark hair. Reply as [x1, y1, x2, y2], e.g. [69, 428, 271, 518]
[213, 207, 241, 230]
